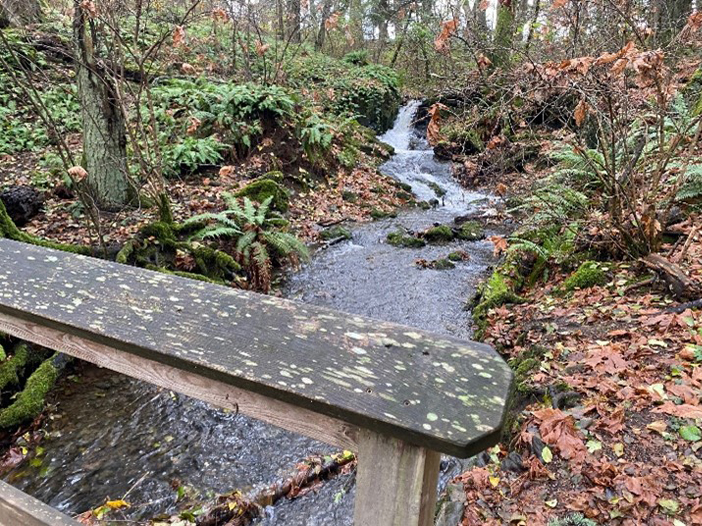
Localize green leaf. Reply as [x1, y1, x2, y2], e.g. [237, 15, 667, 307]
[679, 425, 701, 442]
[658, 498, 679, 514]
[586, 440, 602, 453]
[541, 446, 553, 463]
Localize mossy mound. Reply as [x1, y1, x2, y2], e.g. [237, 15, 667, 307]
[455, 221, 485, 241]
[387, 231, 426, 248]
[562, 261, 607, 292]
[424, 225, 454, 244]
[370, 208, 398, 220]
[235, 179, 289, 212]
[471, 271, 525, 332]
[509, 346, 546, 394]
[320, 226, 352, 241]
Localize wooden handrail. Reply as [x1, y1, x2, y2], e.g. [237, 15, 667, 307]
[0, 239, 513, 526]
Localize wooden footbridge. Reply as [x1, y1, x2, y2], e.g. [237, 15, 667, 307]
[0, 238, 513, 526]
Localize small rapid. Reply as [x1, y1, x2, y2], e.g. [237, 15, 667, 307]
[3, 101, 502, 525]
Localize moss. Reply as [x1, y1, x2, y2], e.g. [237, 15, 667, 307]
[433, 258, 456, 270]
[395, 181, 413, 193]
[370, 208, 397, 219]
[426, 181, 446, 198]
[145, 264, 222, 284]
[509, 347, 546, 394]
[0, 344, 30, 390]
[387, 231, 426, 248]
[0, 344, 5, 362]
[395, 191, 413, 200]
[342, 190, 359, 203]
[320, 226, 352, 241]
[191, 245, 241, 280]
[235, 179, 290, 212]
[0, 199, 90, 255]
[472, 271, 525, 332]
[0, 353, 62, 429]
[562, 261, 607, 292]
[455, 221, 484, 241]
[424, 225, 454, 244]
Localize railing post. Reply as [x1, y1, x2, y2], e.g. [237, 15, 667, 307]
[354, 429, 441, 526]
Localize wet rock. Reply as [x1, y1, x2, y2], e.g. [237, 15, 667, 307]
[387, 231, 426, 248]
[474, 451, 491, 467]
[320, 226, 352, 241]
[426, 181, 447, 198]
[424, 225, 454, 244]
[500, 451, 526, 473]
[0, 185, 44, 226]
[455, 220, 484, 241]
[433, 258, 456, 270]
[435, 500, 464, 526]
[370, 208, 397, 219]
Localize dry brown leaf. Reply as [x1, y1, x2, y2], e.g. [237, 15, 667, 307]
[574, 100, 589, 127]
[67, 166, 88, 182]
[532, 408, 588, 464]
[173, 26, 186, 47]
[426, 103, 448, 146]
[488, 235, 508, 257]
[434, 19, 458, 54]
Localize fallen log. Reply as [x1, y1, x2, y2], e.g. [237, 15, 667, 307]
[641, 253, 700, 300]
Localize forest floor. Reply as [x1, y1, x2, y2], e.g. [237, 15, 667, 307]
[451, 161, 702, 525]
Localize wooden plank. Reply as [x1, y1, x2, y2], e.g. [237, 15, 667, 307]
[0, 239, 513, 457]
[0, 480, 79, 526]
[0, 311, 359, 451]
[353, 429, 441, 526]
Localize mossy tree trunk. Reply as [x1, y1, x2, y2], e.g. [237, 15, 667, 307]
[73, 0, 132, 211]
[0, 0, 43, 27]
[491, 0, 515, 67]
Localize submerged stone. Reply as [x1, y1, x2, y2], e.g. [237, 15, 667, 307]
[387, 231, 426, 248]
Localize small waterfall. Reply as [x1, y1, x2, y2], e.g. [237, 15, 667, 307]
[378, 100, 422, 152]
[377, 101, 485, 212]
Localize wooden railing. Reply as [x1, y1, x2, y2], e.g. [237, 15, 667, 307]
[0, 238, 513, 526]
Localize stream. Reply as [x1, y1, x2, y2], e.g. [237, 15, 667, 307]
[3, 101, 502, 525]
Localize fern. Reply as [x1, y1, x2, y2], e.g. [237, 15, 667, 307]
[186, 195, 308, 292]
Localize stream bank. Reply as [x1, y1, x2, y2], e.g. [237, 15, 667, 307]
[3, 101, 507, 525]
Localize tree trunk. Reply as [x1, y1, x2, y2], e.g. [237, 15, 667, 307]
[492, 0, 515, 67]
[315, 0, 332, 50]
[0, 0, 43, 27]
[653, 0, 693, 44]
[73, 0, 131, 211]
[287, 0, 301, 42]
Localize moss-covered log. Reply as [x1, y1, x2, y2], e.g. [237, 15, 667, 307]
[0, 200, 90, 254]
[0, 352, 69, 429]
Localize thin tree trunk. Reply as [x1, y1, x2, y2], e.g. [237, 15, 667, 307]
[287, 0, 301, 42]
[491, 0, 515, 66]
[316, 0, 332, 50]
[73, 0, 131, 211]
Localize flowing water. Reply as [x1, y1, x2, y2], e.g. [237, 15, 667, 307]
[4, 101, 502, 525]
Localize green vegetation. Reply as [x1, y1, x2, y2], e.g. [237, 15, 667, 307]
[387, 231, 426, 248]
[423, 225, 454, 244]
[456, 221, 484, 241]
[562, 261, 607, 292]
[185, 195, 308, 293]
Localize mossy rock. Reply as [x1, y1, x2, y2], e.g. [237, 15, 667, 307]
[235, 179, 289, 212]
[562, 261, 607, 292]
[387, 231, 426, 248]
[433, 258, 456, 270]
[455, 221, 484, 241]
[509, 346, 546, 394]
[320, 226, 352, 241]
[472, 271, 525, 331]
[370, 208, 397, 219]
[424, 225, 454, 244]
[395, 181, 413, 193]
[447, 251, 463, 262]
[426, 181, 447, 198]
[395, 191, 413, 201]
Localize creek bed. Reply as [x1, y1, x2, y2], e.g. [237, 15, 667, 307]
[4, 101, 503, 525]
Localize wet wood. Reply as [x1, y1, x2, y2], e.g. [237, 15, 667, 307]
[354, 429, 441, 526]
[642, 253, 700, 300]
[0, 239, 513, 457]
[0, 480, 79, 526]
[0, 311, 359, 451]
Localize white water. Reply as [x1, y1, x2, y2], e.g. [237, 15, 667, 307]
[378, 101, 489, 213]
